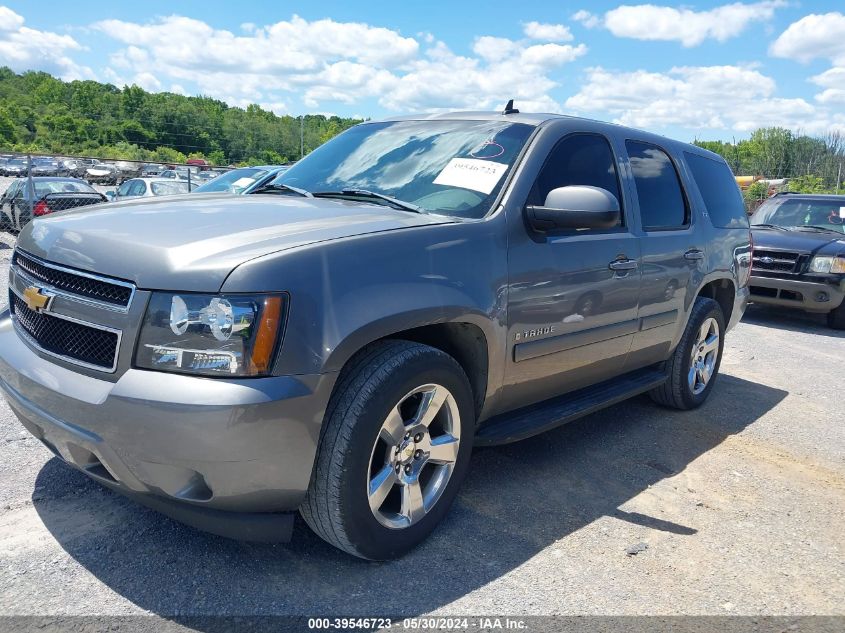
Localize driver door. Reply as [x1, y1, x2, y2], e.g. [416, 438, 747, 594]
[504, 132, 642, 405]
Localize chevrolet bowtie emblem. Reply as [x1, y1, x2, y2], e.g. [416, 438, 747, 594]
[22, 286, 54, 312]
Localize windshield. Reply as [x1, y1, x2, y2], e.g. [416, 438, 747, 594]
[151, 181, 191, 196]
[751, 198, 845, 234]
[9, 159, 26, 166]
[33, 181, 96, 195]
[194, 167, 269, 193]
[267, 120, 534, 218]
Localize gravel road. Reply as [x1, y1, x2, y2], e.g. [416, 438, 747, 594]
[0, 229, 843, 622]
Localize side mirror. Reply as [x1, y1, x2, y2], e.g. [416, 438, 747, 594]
[526, 185, 621, 232]
[105, 191, 115, 200]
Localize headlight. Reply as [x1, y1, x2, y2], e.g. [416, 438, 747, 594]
[809, 256, 845, 274]
[135, 293, 285, 377]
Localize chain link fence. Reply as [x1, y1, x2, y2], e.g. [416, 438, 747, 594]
[0, 152, 242, 232]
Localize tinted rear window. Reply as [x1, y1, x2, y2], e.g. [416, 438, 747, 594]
[685, 152, 749, 228]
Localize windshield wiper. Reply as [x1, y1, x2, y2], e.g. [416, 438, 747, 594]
[250, 182, 313, 197]
[752, 223, 789, 230]
[312, 189, 425, 214]
[796, 225, 843, 235]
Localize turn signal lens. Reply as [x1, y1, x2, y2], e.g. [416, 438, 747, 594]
[831, 257, 845, 274]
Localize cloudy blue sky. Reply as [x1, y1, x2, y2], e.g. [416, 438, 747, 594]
[1, 1, 844, 141]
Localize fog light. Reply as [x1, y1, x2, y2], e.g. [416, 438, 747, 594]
[816, 292, 829, 302]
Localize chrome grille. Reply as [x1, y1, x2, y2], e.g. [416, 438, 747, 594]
[10, 293, 119, 371]
[13, 251, 133, 308]
[752, 250, 802, 274]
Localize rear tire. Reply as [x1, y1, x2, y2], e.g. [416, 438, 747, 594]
[649, 297, 725, 410]
[828, 303, 845, 330]
[301, 340, 475, 560]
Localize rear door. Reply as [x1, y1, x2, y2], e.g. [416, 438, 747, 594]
[504, 131, 642, 405]
[623, 140, 704, 368]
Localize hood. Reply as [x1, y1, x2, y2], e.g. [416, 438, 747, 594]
[752, 225, 845, 255]
[16, 193, 452, 291]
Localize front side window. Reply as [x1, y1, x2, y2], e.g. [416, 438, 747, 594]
[626, 141, 688, 230]
[269, 120, 534, 219]
[528, 133, 623, 228]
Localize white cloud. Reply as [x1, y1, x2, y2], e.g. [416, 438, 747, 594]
[577, 1, 785, 47]
[572, 10, 600, 29]
[89, 12, 586, 114]
[94, 14, 419, 73]
[523, 21, 573, 42]
[0, 5, 93, 80]
[811, 68, 845, 105]
[382, 39, 586, 113]
[770, 12, 845, 65]
[771, 13, 845, 107]
[564, 65, 836, 133]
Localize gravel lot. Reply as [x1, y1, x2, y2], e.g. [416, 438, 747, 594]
[0, 228, 843, 621]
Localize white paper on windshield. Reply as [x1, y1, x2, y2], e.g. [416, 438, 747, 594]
[433, 158, 507, 194]
[233, 177, 254, 188]
[839, 206, 845, 218]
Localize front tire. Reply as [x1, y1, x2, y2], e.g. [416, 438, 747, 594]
[649, 297, 725, 410]
[301, 340, 475, 560]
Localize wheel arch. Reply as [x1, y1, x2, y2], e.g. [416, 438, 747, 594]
[695, 276, 736, 326]
[325, 312, 493, 421]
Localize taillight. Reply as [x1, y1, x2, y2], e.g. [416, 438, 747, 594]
[33, 201, 51, 216]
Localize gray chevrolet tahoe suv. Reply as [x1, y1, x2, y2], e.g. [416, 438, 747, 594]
[0, 109, 751, 560]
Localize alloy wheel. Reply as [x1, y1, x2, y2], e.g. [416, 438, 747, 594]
[688, 317, 720, 395]
[367, 384, 461, 529]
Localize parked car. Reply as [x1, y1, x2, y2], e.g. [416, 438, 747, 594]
[85, 163, 122, 185]
[71, 158, 102, 177]
[186, 158, 210, 169]
[3, 157, 30, 177]
[30, 158, 60, 177]
[194, 165, 287, 194]
[139, 163, 165, 178]
[0, 177, 106, 231]
[56, 159, 80, 177]
[749, 192, 845, 328]
[108, 177, 197, 200]
[0, 108, 750, 560]
[113, 161, 142, 179]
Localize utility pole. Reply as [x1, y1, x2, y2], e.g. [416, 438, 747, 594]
[837, 162, 842, 195]
[300, 115, 304, 160]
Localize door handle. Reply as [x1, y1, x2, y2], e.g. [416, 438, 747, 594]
[684, 249, 705, 261]
[609, 259, 638, 271]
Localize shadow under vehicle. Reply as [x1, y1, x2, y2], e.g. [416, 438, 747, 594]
[31, 374, 786, 618]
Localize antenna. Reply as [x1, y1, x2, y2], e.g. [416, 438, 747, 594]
[502, 99, 519, 115]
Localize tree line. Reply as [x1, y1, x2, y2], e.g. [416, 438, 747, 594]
[694, 127, 845, 195]
[0, 68, 362, 165]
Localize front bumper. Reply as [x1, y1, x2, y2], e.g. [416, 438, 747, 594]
[749, 274, 845, 312]
[0, 311, 337, 538]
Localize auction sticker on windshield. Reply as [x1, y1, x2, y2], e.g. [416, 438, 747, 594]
[433, 158, 507, 194]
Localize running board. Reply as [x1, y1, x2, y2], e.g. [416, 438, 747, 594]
[475, 368, 668, 446]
